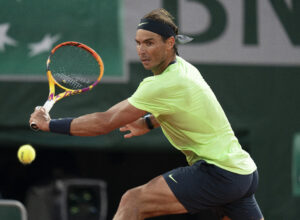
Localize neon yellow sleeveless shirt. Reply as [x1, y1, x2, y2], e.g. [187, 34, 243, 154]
[128, 56, 256, 174]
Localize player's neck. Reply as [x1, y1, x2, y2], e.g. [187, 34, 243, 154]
[152, 54, 176, 76]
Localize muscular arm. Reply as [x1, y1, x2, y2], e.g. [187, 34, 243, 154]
[29, 99, 148, 136]
[71, 100, 146, 136]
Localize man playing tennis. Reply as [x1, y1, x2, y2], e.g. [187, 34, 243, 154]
[30, 8, 264, 220]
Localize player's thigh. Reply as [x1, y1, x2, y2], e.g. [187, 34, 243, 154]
[137, 175, 188, 217]
[222, 194, 263, 220]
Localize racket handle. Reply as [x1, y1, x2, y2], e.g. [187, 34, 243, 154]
[43, 100, 55, 113]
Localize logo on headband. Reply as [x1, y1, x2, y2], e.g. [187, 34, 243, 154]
[138, 22, 148, 27]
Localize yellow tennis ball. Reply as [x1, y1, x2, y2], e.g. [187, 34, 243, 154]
[17, 144, 36, 165]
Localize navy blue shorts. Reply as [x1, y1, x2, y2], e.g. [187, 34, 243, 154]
[163, 160, 263, 220]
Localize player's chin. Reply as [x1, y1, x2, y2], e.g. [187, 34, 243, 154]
[142, 64, 152, 70]
[143, 63, 152, 70]
[141, 60, 152, 69]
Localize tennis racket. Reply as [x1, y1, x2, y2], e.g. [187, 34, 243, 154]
[30, 41, 104, 131]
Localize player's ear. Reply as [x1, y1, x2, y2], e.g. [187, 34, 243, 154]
[166, 36, 175, 50]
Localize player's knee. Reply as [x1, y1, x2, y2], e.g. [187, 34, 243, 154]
[119, 187, 142, 209]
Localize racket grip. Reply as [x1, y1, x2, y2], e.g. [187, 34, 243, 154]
[43, 100, 55, 113]
[30, 122, 39, 131]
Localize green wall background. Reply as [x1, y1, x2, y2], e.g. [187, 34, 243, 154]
[1, 63, 300, 218]
[0, 0, 300, 219]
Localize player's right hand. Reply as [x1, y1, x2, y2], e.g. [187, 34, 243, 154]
[119, 117, 150, 138]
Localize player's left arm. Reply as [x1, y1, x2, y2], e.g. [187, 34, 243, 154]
[70, 99, 146, 136]
[29, 99, 147, 136]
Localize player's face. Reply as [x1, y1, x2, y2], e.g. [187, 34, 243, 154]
[135, 29, 169, 74]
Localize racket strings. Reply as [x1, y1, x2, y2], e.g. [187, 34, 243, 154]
[54, 73, 90, 90]
[49, 45, 101, 90]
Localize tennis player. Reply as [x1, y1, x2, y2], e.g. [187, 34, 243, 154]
[30, 8, 264, 220]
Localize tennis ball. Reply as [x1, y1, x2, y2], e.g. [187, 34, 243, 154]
[17, 144, 36, 165]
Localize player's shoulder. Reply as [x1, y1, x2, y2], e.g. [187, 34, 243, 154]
[137, 75, 164, 94]
[140, 75, 157, 87]
[177, 56, 199, 72]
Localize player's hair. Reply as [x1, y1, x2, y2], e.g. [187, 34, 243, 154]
[143, 8, 179, 55]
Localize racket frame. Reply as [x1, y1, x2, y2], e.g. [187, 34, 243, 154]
[44, 41, 104, 112]
[31, 41, 104, 130]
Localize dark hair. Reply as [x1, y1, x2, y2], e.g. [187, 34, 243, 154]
[143, 8, 179, 55]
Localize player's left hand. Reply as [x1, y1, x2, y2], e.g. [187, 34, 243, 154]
[29, 107, 51, 131]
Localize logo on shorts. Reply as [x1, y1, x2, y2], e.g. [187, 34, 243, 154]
[168, 174, 178, 183]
